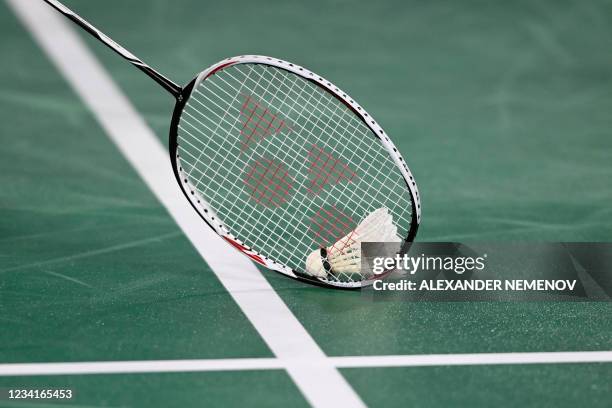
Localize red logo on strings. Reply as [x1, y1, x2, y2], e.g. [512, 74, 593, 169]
[240, 94, 291, 151]
[306, 144, 357, 195]
[243, 158, 294, 208]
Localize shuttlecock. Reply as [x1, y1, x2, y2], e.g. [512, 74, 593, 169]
[305, 207, 401, 278]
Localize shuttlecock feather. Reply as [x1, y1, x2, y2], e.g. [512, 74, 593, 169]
[305, 207, 401, 278]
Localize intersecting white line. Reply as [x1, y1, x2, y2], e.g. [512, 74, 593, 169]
[1, 351, 611, 377]
[6, 1, 365, 407]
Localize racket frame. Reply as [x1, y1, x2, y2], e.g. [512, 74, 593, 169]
[169, 55, 421, 288]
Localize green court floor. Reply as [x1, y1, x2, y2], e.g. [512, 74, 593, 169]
[1, 0, 611, 406]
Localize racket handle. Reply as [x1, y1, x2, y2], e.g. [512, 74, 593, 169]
[42, 0, 182, 98]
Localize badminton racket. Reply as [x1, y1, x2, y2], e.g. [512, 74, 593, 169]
[42, 0, 421, 288]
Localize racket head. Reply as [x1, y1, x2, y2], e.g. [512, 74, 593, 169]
[169, 56, 420, 288]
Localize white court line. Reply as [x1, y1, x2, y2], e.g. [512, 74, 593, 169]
[331, 351, 612, 368]
[1, 351, 611, 377]
[0, 359, 283, 377]
[7, 1, 365, 407]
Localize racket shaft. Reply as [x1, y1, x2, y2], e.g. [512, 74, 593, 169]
[42, 0, 182, 97]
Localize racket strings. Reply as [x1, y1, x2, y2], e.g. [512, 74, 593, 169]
[179, 104, 405, 251]
[177, 63, 413, 282]
[177, 122, 400, 241]
[179, 112, 406, 231]
[180, 66, 412, 255]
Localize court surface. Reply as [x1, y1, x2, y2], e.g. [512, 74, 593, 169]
[1, 0, 611, 406]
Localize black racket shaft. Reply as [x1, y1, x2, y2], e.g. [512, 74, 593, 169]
[42, 0, 182, 98]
